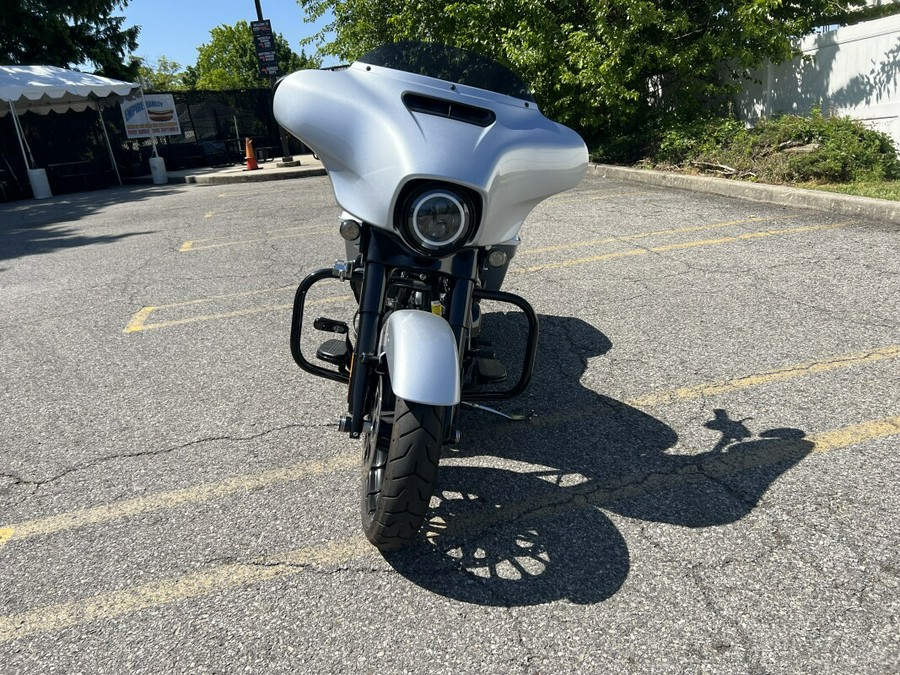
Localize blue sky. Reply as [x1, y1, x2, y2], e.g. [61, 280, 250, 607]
[121, 0, 334, 68]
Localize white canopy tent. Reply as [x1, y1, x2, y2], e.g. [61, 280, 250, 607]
[0, 66, 139, 197]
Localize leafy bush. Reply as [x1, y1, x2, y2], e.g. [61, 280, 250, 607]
[591, 133, 653, 165]
[633, 112, 900, 184]
[654, 117, 747, 166]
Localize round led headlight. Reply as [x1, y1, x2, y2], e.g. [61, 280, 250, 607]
[406, 189, 470, 251]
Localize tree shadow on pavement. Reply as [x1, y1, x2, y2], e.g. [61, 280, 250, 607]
[0, 185, 172, 264]
[384, 313, 814, 606]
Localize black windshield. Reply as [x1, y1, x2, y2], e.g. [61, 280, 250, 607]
[358, 42, 535, 103]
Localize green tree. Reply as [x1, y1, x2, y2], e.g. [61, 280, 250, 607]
[298, 0, 896, 152]
[191, 20, 320, 90]
[135, 55, 186, 91]
[0, 0, 139, 80]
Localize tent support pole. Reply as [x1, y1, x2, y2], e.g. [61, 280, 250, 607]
[138, 84, 159, 158]
[8, 100, 33, 171]
[94, 99, 123, 186]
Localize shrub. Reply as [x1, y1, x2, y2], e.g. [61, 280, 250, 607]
[630, 111, 900, 184]
[654, 117, 747, 166]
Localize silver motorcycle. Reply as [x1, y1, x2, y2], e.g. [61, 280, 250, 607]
[274, 42, 587, 550]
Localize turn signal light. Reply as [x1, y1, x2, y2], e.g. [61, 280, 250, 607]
[340, 219, 361, 241]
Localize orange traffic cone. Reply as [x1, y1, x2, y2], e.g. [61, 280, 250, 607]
[244, 137, 260, 171]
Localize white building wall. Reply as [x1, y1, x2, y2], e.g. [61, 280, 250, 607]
[735, 11, 900, 147]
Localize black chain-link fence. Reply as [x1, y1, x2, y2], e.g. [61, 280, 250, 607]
[0, 88, 306, 201]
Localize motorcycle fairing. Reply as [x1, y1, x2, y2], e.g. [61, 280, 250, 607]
[273, 61, 588, 247]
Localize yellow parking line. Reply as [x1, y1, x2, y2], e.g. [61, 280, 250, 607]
[628, 345, 900, 408]
[124, 295, 352, 333]
[147, 220, 848, 333]
[520, 217, 773, 256]
[811, 416, 900, 452]
[0, 537, 371, 645]
[183, 212, 771, 254]
[123, 306, 156, 333]
[510, 345, 900, 436]
[129, 303, 292, 332]
[3, 344, 897, 549]
[0, 455, 357, 547]
[517, 222, 851, 273]
[431, 415, 900, 541]
[124, 285, 333, 333]
[1, 414, 897, 644]
[543, 189, 659, 205]
[181, 228, 332, 252]
[148, 285, 296, 309]
[184, 224, 334, 246]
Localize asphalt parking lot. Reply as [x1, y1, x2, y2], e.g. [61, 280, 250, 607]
[0, 173, 898, 673]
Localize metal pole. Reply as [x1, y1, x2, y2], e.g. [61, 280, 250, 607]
[275, 91, 293, 162]
[8, 100, 32, 170]
[254, 0, 294, 162]
[183, 95, 198, 143]
[138, 81, 159, 158]
[94, 98, 123, 186]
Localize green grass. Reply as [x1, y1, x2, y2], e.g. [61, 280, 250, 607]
[797, 181, 900, 201]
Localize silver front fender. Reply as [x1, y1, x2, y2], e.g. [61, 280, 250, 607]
[380, 310, 460, 406]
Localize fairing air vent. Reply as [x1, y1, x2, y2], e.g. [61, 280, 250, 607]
[402, 93, 496, 128]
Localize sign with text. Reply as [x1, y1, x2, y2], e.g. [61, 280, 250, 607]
[251, 19, 280, 78]
[120, 94, 181, 139]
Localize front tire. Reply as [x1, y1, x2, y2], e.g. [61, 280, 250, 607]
[362, 384, 444, 550]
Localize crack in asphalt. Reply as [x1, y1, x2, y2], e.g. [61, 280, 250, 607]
[766, 292, 897, 330]
[612, 225, 896, 330]
[203, 554, 396, 579]
[0, 422, 333, 490]
[634, 523, 766, 670]
[687, 562, 764, 672]
[0, 292, 128, 331]
[430, 434, 811, 548]
[696, 464, 759, 510]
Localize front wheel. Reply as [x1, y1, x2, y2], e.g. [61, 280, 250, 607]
[362, 382, 444, 550]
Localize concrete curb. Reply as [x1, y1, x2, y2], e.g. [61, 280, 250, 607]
[178, 166, 327, 185]
[590, 163, 900, 225]
[139, 157, 898, 225]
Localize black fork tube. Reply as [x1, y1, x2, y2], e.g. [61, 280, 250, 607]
[347, 260, 387, 437]
[446, 276, 474, 360]
[444, 275, 474, 438]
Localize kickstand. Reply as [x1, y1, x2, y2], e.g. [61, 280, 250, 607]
[461, 401, 533, 421]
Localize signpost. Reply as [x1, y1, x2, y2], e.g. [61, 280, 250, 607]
[251, 19, 279, 79]
[251, 0, 295, 163]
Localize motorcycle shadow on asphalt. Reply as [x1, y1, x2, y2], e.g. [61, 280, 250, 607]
[383, 313, 814, 606]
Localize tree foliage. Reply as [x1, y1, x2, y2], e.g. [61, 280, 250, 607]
[188, 20, 320, 90]
[298, 0, 895, 151]
[0, 0, 139, 80]
[135, 56, 187, 91]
